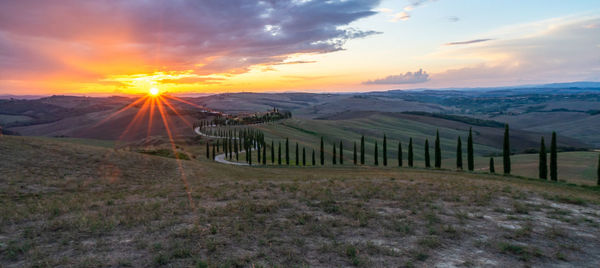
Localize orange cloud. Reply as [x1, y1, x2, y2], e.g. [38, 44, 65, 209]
[0, 0, 381, 95]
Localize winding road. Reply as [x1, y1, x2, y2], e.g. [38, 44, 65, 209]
[195, 126, 253, 166]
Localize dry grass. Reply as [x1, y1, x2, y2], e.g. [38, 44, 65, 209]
[1, 136, 599, 267]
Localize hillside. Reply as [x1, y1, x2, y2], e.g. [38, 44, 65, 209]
[2, 88, 599, 147]
[1, 136, 599, 267]
[0, 95, 201, 141]
[243, 114, 585, 162]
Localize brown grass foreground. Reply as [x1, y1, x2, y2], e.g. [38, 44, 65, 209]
[1, 136, 599, 267]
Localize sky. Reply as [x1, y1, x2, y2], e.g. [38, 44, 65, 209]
[0, 0, 599, 95]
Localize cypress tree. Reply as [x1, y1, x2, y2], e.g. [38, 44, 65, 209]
[503, 124, 511, 174]
[550, 131, 558, 182]
[278, 142, 282, 165]
[339, 140, 344, 165]
[597, 153, 600, 186]
[489, 157, 495, 173]
[312, 150, 316, 166]
[383, 134, 387, 166]
[456, 136, 463, 170]
[262, 143, 266, 164]
[353, 142, 357, 165]
[539, 136, 547, 180]
[271, 141, 275, 164]
[295, 143, 299, 166]
[408, 138, 413, 167]
[424, 139, 431, 168]
[257, 142, 261, 164]
[333, 144, 337, 165]
[248, 144, 252, 165]
[235, 139, 239, 161]
[216, 139, 220, 152]
[286, 138, 290, 165]
[303, 147, 306, 166]
[374, 141, 379, 166]
[435, 130, 441, 168]
[360, 135, 365, 165]
[244, 139, 248, 163]
[398, 142, 403, 167]
[224, 138, 228, 156]
[467, 128, 474, 171]
[212, 143, 216, 161]
[206, 141, 210, 159]
[320, 137, 325, 165]
[229, 138, 233, 159]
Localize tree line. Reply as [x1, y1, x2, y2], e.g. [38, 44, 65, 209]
[193, 108, 292, 128]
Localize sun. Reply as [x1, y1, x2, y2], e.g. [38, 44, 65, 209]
[149, 87, 160, 96]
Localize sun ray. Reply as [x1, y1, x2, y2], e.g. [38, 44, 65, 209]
[147, 97, 156, 138]
[162, 94, 211, 111]
[156, 97, 195, 208]
[119, 96, 151, 140]
[94, 95, 149, 127]
[158, 95, 192, 127]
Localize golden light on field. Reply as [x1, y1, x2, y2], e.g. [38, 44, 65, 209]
[94, 91, 215, 208]
[149, 87, 160, 96]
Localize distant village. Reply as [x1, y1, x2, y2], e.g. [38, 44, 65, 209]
[199, 107, 292, 126]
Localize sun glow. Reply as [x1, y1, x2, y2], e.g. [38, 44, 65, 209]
[94, 91, 220, 209]
[149, 87, 160, 96]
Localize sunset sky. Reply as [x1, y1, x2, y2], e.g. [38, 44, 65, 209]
[1, 0, 599, 95]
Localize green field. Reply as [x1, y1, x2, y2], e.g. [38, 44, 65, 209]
[461, 151, 599, 186]
[0, 114, 33, 125]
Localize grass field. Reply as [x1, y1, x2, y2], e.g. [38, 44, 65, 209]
[2, 136, 599, 267]
[34, 136, 117, 148]
[0, 114, 33, 125]
[464, 151, 600, 186]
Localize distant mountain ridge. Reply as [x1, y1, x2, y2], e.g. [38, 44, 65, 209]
[394, 81, 600, 93]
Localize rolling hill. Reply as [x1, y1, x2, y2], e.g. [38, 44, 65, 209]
[2, 87, 599, 147]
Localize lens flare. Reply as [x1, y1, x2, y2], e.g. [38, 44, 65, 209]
[149, 87, 160, 96]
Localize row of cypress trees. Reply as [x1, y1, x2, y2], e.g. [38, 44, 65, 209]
[204, 127, 484, 171]
[207, 129, 476, 170]
[201, 124, 600, 185]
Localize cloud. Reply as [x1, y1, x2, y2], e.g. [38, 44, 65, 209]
[273, 61, 318, 65]
[159, 77, 225, 85]
[0, 0, 382, 92]
[387, 0, 438, 22]
[444, 39, 493, 46]
[376, 8, 393, 13]
[429, 17, 600, 87]
[363, 69, 430, 84]
[447, 16, 460, 22]
[391, 12, 411, 22]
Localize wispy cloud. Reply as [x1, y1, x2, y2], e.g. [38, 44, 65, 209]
[391, 12, 411, 22]
[444, 39, 494, 46]
[363, 69, 430, 84]
[430, 17, 600, 87]
[387, 0, 438, 22]
[447, 16, 460, 22]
